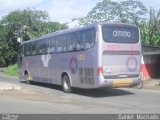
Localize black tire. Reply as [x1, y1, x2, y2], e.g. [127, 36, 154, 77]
[62, 75, 72, 93]
[136, 80, 143, 89]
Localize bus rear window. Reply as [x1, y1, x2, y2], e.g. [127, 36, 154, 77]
[102, 25, 139, 44]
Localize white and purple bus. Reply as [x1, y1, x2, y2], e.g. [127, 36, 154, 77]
[18, 22, 142, 93]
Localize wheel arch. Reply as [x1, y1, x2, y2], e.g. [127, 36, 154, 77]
[24, 69, 29, 76]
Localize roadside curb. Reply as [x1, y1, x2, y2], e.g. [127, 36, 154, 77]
[143, 80, 160, 86]
[0, 82, 22, 91]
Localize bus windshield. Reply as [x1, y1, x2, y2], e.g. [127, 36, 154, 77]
[102, 25, 139, 44]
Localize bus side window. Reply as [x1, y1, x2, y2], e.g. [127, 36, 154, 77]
[76, 32, 82, 51]
[31, 42, 36, 55]
[68, 32, 81, 51]
[37, 40, 46, 55]
[56, 35, 67, 53]
[24, 43, 30, 56]
[82, 28, 95, 49]
[49, 37, 56, 53]
[68, 33, 76, 51]
[46, 39, 50, 54]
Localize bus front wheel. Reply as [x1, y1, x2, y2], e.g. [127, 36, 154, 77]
[62, 75, 72, 93]
[24, 71, 31, 84]
[24, 75, 31, 84]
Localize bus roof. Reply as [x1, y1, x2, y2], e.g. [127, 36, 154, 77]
[21, 22, 138, 44]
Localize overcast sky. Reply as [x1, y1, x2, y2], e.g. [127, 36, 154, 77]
[0, 0, 159, 23]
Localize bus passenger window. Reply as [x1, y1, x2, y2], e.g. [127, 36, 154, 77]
[57, 47, 62, 52]
[46, 39, 50, 54]
[50, 47, 55, 53]
[56, 35, 67, 53]
[68, 32, 81, 51]
[49, 37, 56, 53]
[82, 28, 95, 50]
[38, 40, 46, 54]
[77, 43, 81, 50]
[31, 42, 36, 55]
[24, 43, 30, 56]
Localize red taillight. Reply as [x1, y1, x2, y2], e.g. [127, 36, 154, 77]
[98, 67, 103, 76]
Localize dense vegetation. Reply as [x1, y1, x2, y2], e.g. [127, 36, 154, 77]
[4, 64, 18, 77]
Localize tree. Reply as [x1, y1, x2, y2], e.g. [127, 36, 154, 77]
[0, 24, 9, 65]
[0, 9, 68, 66]
[140, 8, 160, 46]
[78, 0, 147, 26]
[1, 9, 48, 40]
[27, 21, 68, 39]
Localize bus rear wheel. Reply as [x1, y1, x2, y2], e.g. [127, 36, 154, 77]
[62, 75, 72, 93]
[136, 80, 143, 89]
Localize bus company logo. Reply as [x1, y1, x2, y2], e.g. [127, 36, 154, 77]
[41, 54, 52, 67]
[70, 57, 78, 74]
[126, 56, 138, 72]
[113, 29, 131, 38]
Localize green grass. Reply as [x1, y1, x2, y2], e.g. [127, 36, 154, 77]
[4, 64, 18, 77]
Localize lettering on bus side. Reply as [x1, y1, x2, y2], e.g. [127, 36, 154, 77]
[107, 44, 122, 50]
